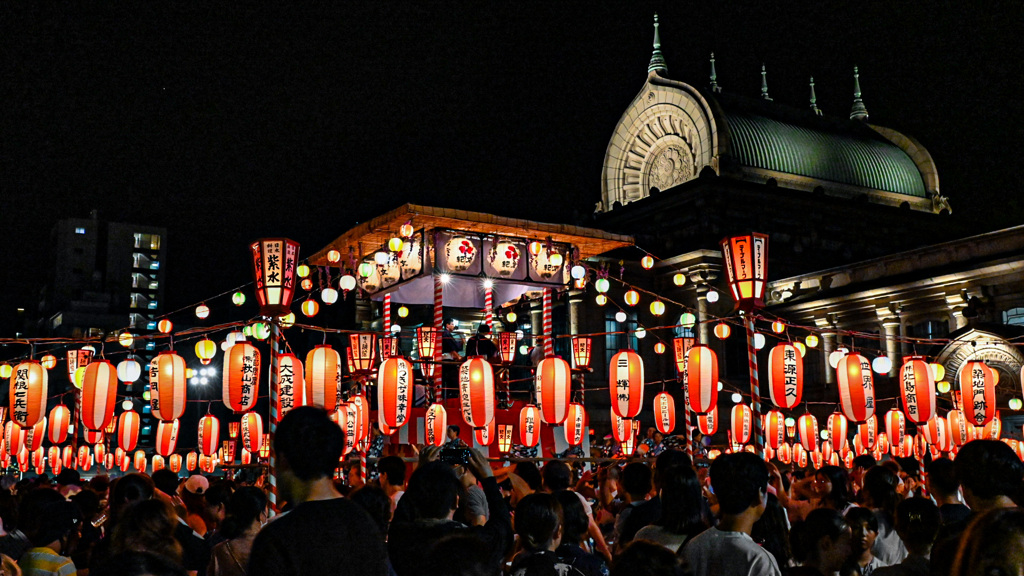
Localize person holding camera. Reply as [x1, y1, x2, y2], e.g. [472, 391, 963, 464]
[389, 446, 512, 576]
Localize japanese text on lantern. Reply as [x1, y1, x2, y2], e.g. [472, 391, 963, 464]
[616, 356, 629, 403]
[396, 363, 409, 418]
[12, 367, 29, 424]
[860, 358, 874, 410]
[659, 399, 671, 429]
[279, 363, 294, 413]
[971, 366, 987, 417]
[240, 353, 260, 409]
[784, 348, 798, 400]
[149, 362, 161, 412]
[902, 363, 919, 419]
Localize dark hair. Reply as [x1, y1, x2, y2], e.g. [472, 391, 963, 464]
[476, 324, 491, 334]
[350, 484, 391, 535]
[447, 425, 460, 436]
[952, 508, 1024, 576]
[109, 474, 156, 528]
[709, 452, 768, 515]
[654, 457, 705, 537]
[554, 490, 588, 544]
[515, 493, 562, 552]
[895, 497, 940, 549]
[845, 506, 879, 532]
[751, 493, 791, 569]
[377, 456, 406, 487]
[817, 465, 852, 509]
[791, 508, 849, 563]
[19, 488, 77, 546]
[404, 461, 461, 520]
[515, 462, 543, 491]
[925, 457, 959, 496]
[622, 462, 653, 498]
[150, 469, 180, 497]
[110, 498, 183, 563]
[895, 456, 921, 477]
[218, 486, 268, 541]
[425, 532, 499, 576]
[955, 440, 1023, 501]
[70, 488, 101, 519]
[275, 406, 345, 481]
[97, 551, 188, 576]
[852, 454, 876, 470]
[611, 540, 683, 576]
[204, 481, 235, 510]
[542, 461, 572, 492]
[862, 466, 900, 522]
[88, 475, 111, 495]
[654, 449, 692, 489]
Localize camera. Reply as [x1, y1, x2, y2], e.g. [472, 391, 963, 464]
[439, 447, 471, 466]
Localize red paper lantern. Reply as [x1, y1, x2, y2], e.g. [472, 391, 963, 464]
[564, 403, 587, 446]
[377, 357, 413, 429]
[349, 395, 369, 443]
[151, 455, 166, 472]
[25, 418, 45, 452]
[609, 350, 644, 418]
[305, 345, 342, 411]
[241, 412, 263, 454]
[612, 411, 634, 443]
[47, 405, 71, 445]
[169, 453, 182, 473]
[250, 238, 300, 316]
[877, 432, 891, 454]
[673, 337, 694, 376]
[921, 417, 950, 451]
[535, 357, 570, 424]
[67, 347, 94, 384]
[731, 404, 752, 445]
[821, 439, 833, 463]
[884, 408, 906, 449]
[223, 343, 261, 413]
[474, 419, 495, 446]
[149, 352, 187, 421]
[156, 419, 179, 457]
[777, 442, 792, 464]
[958, 361, 996, 426]
[798, 414, 818, 452]
[349, 333, 378, 374]
[685, 346, 718, 414]
[982, 411, 1002, 440]
[186, 451, 198, 471]
[948, 409, 971, 446]
[765, 410, 785, 449]
[720, 232, 769, 309]
[134, 450, 147, 472]
[768, 343, 803, 409]
[84, 429, 104, 444]
[198, 415, 221, 456]
[64, 446, 76, 468]
[379, 337, 399, 362]
[9, 361, 47, 428]
[519, 405, 540, 447]
[899, 356, 936, 423]
[713, 323, 731, 340]
[698, 405, 718, 435]
[571, 337, 592, 369]
[828, 413, 849, 453]
[460, 357, 496, 428]
[276, 353, 305, 416]
[837, 353, 876, 423]
[118, 411, 140, 452]
[858, 415, 878, 450]
[77, 446, 91, 470]
[416, 327, 439, 378]
[653, 392, 675, 435]
[498, 424, 514, 453]
[499, 332, 518, 364]
[425, 404, 447, 447]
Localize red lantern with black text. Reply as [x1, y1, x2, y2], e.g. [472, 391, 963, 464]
[922, 417, 950, 451]
[250, 238, 300, 316]
[564, 403, 587, 446]
[519, 405, 540, 447]
[378, 357, 413, 429]
[241, 412, 263, 454]
[720, 232, 769, 309]
[81, 360, 119, 431]
[571, 337, 592, 369]
[186, 451, 198, 471]
[982, 411, 1002, 440]
[698, 406, 718, 435]
[732, 404, 752, 445]
[198, 415, 220, 456]
[499, 332, 517, 364]
[276, 353, 305, 416]
[828, 413, 849, 453]
[156, 419, 179, 457]
[958, 361, 996, 426]
[416, 327, 439, 377]
[765, 410, 785, 449]
[150, 352, 187, 421]
[9, 361, 46, 428]
[673, 337, 694, 376]
[459, 357, 495, 428]
[535, 357, 570, 424]
[900, 357, 936, 423]
[25, 418, 45, 452]
[885, 408, 905, 448]
[306, 346, 342, 411]
[609, 350, 644, 418]
[169, 453, 182, 473]
[685, 346, 718, 414]
[837, 353, 875, 423]
[223, 343, 261, 413]
[798, 414, 818, 452]
[349, 333, 378, 374]
[858, 415, 878, 450]
[768, 343, 803, 409]
[612, 411, 633, 444]
[425, 404, 447, 447]
[653, 392, 675, 435]
[134, 450, 147, 472]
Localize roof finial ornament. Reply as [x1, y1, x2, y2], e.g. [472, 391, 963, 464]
[760, 64, 772, 101]
[648, 13, 668, 75]
[810, 77, 822, 116]
[850, 66, 869, 121]
[710, 53, 721, 93]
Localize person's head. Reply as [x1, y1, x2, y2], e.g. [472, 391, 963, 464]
[69, 489, 101, 524]
[553, 490, 588, 545]
[815, 465, 852, 508]
[653, 448, 692, 489]
[444, 318, 456, 331]
[203, 481, 235, 526]
[446, 425, 460, 441]
[97, 551, 188, 576]
[514, 493, 562, 552]
[751, 493, 792, 569]
[792, 508, 853, 572]
[925, 457, 959, 500]
[952, 507, 1024, 576]
[425, 532, 498, 576]
[845, 506, 879, 554]
[404, 461, 461, 520]
[850, 454, 876, 484]
[861, 465, 900, 520]
[476, 324, 490, 336]
[21, 489, 81, 553]
[541, 460, 572, 492]
[178, 476, 207, 516]
[514, 462, 543, 492]
[654, 452, 705, 536]
[955, 439, 1023, 510]
[275, 406, 345, 498]
[710, 452, 769, 517]
[110, 498, 182, 563]
[109, 474, 155, 526]
[350, 484, 391, 535]
[88, 475, 111, 498]
[150, 469, 181, 499]
[218, 486, 268, 541]
[611, 540, 685, 576]
[377, 456, 406, 489]
[621, 462, 653, 500]
[894, 497, 940, 553]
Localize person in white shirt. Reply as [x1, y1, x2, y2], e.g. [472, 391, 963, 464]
[678, 452, 781, 576]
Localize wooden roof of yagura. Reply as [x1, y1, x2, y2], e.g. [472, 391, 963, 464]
[308, 204, 634, 265]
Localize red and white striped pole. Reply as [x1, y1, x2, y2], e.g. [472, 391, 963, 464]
[542, 288, 553, 357]
[433, 275, 444, 402]
[484, 284, 493, 330]
[268, 321, 282, 513]
[383, 293, 392, 333]
[744, 313, 764, 459]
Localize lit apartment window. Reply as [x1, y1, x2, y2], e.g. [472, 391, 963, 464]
[75, 227, 86, 235]
[134, 233, 162, 251]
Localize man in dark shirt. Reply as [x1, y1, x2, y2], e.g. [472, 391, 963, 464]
[924, 458, 970, 525]
[389, 446, 512, 576]
[465, 324, 499, 361]
[248, 407, 388, 576]
[441, 318, 463, 400]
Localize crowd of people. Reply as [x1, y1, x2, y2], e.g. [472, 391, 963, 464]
[0, 406, 1022, 576]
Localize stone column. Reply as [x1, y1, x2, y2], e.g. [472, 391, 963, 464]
[882, 319, 901, 377]
[568, 291, 584, 335]
[946, 294, 969, 331]
[822, 331, 837, 385]
[695, 284, 709, 345]
[530, 300, 543, 348]
[355, 293, 372, 329]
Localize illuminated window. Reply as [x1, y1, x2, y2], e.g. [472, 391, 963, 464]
[1004, 308, 1024, 326]
[75, 227, 86, 235]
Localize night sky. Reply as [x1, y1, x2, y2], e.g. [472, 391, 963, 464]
[2, 2, 1022, 328]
